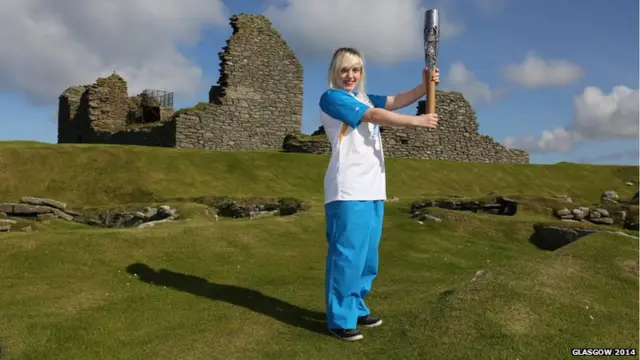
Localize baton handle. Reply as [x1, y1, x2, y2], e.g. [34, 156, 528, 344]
[426, 70, 436, 114]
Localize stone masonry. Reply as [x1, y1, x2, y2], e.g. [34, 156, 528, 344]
[57, 12, 529, 164]
[57, 73, 176, 147]
[173, 13, 303, 150]
[283, 92, 529, 164]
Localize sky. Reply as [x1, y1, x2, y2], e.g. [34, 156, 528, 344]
[0, 0, 638, 165]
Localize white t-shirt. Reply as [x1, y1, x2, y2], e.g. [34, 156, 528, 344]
[319, 89, 389, 204]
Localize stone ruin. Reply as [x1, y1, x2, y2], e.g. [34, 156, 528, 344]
[283, 95, 529, 164]
[57, 12, 529, 164]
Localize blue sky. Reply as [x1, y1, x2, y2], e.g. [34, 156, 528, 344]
[0, 0, 638, 165]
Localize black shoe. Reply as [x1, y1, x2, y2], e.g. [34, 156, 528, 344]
[357, 315, 383, 328]
[329, 328, 363, 341]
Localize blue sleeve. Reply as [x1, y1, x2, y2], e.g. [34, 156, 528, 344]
[319, 90, 368, 128]
[368, 94, 388, 109]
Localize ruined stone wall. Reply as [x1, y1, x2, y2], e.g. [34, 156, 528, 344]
[173, 13, 303, 150]
[383, 92, 529, 163]
[283, 91, 529, 164]
[57, 74, 176, 147]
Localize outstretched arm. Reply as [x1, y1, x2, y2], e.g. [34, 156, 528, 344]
[320, 89, 438, 129]
[384, 67, 440, 111]
[361, 107, 437, 128]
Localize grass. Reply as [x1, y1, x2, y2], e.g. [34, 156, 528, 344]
[0, 141, 638, 360]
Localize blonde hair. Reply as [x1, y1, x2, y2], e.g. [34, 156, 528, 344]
[327, 47, 371, 105]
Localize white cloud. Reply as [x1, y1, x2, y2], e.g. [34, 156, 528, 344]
[263, 0, 464, 64]
[573, 85, 639, 139]
[504, 85, 639, 152]
[503, 51, 584, 88]
[0, 0, 229, 105]
[444, 62, 505, 105]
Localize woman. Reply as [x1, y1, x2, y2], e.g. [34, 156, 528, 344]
[319, 47, 440, 341]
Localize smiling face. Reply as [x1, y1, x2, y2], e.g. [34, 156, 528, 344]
[339, 64, 361, 92]
[328, 48, 366, 94]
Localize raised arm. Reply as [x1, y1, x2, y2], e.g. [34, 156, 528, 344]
[320, 89, 438, 129]
[384, 67, 440, 111]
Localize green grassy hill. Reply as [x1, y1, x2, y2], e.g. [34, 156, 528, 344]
[1, 141, 638, 360]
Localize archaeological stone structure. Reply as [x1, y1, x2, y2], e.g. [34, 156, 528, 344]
[57, 12, 529, 164]
[283, 92, 529, 164]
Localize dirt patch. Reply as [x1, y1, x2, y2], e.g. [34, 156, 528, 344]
[620, 260, 639, 277]
[496, 302, 538, 336]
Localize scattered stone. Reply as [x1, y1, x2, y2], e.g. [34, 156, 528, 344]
[22, 226, 32, 232]
[0, 197, 186, 229]
[386, 197, 400, 203]
[529, 224, 631, 251]
[471, 270, 487, 282]
[52, 209, 74, 221]
[554, 206, 623, 227]
[410, 196, 518, 217]
[20, 197, 67, 210]
[249, 210, 279, 219]
[36, 213, 58, 221]
[601, 190, 619, 204]
[594, 208, 609, 217]
[624, 217, 639, 231]
[589, 217, 615, 225]
[209, 196, 306, 219]
[571, 208, 587, 220]
[554, 195, 573, 204]
[417, 213, 442, 223]
[0, 219, 15, 232]
[97, 205, 179, 228]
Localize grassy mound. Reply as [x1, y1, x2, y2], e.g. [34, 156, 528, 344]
[0, 142, 638, 359]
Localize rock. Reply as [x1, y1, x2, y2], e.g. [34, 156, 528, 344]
[613, 210, 627, 223]
[249, 210, 279, 219]
[21, 226, 32, 232]
[555, 208, 571, 217]
[624, 218, 639, 231]
[418, 213, 442, 222]
[136, 216, 176, 228]
[142, 207, 158, 219]
[572, 208, 587, 220]
[594, 208, 609, 217]
[601, 190, 619, 204]
[36, 213, 58, 221]
[589, 217, 614, 225]
[53, 209, 74, 221]
[587, 210, 601, 219]
[0, 224, 11, 232]
[626, 182, 634, 186]
[386, 197, 400, 203]
[158, 205, 177, 218]
[554, 195, 572, 203]
[471, 270, 486, 282]
[20, 197, 67, 210]
[64, 209, 81, 216]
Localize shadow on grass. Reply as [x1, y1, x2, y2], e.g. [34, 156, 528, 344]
[125, 263, 330, 337]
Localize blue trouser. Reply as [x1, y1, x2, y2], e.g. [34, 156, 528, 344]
[324, 200, 384, 330]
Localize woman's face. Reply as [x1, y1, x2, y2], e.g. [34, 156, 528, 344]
[338, 64, 361, 92]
